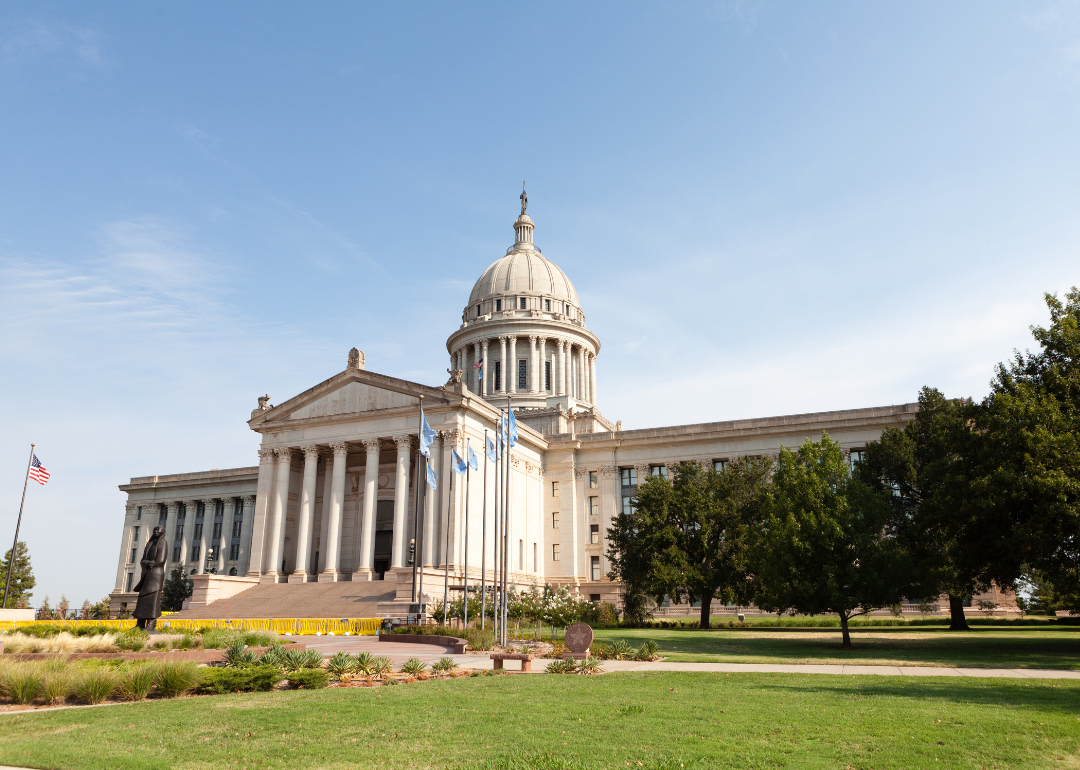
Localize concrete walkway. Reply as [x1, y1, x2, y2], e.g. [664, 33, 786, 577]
[303, 636, 1080, 679]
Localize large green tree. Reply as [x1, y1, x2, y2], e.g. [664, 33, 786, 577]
[160, 565, 193, 612]
[0, 541, 35, 609]
[752, 435, 914, 649]
[977, 288, 1080, 612]
[856, 387, 994, 630]
[607, 458, 772, 628]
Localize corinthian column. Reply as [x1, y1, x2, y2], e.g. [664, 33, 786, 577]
[508, 335, 518, 394]
[319, 442, 349, 582]
[579, 347, 587, 403]
[473, 341, 483, 395]
[529, 335, 539, 394]
[246, 447, 277, 577]
[538, 337, 548, 393]
[264, 448, 294, 581]
[236, 495, 255, 576]
[291, 445, 320, 583]
[355, 438, 381, 580]
[556, 339, 566, 396]
[498, 336, 508, 394]
[589, 352, 597, 405]
[391, 434, 412, 569]
[165, 502, 179, 565]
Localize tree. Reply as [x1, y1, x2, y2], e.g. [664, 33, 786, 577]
[160, 565, 193, 612]
[751, 434, 914, 649]
[607, 458, 772, 629]
[0, 541, 35, 609]
[978, 288, 1080, 610]
[856, 387, 994, 630]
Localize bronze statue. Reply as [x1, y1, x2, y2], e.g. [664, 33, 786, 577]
[133, 525, 168, 630]
[520, 183, 528, 215]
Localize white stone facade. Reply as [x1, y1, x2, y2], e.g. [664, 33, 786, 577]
[110, 204, 918, 613]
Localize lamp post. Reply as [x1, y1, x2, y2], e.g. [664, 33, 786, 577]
[204, 547, 217, 575]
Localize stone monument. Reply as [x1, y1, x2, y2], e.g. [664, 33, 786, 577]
[563, 621, 593, 660]
[132, 525, 168, 630]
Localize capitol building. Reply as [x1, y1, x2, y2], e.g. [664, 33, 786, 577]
[110, 200, 918, 618]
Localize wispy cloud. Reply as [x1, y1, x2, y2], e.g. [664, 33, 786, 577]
[0, 18, 103, 68]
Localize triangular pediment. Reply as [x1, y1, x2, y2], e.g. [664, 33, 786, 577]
[251, 369, 452, 428]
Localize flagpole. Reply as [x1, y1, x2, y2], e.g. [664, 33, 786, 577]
[3, 444, 35, 610]
[494, 416, 502, 643]
[464, 439, 470, 628]
[480, 429, 488, 630]
[442, 460, 452, 625]
[503, 399, 511, 647]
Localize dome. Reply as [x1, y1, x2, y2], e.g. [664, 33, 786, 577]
[468, 250, 580, 307]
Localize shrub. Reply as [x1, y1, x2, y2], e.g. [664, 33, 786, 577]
[75, 668, 118, 704]
[465, 629, 495, 651]
[578, 658, 604, 674]
[591, 642, 612, 660]
[116, 662, 158, 702]
[545, 658, 577, 674]
[634, 641, 661, 661]
[544, 642, 569, 659]
[286, 668, 329, 689]
[155, 661, 201, 698]
[607, 640, 633, 660]
[326, 651, 355, 678]
[195, 665, 283, 695]
[7, 664, 44, 704]
[173, 633, 197, 650]
[223, 642, 258, 669]
[383, 676, 399, 686]
[115, 629, 148, 652]
[41, 668, 74, 705]
[431, 657, 457, 674]
[399, 658, 428, 675]
[240, 631, 279, 648]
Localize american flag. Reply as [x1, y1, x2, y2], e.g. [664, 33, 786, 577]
[473, 357, 483, 369]
[28, 454, 50, 485]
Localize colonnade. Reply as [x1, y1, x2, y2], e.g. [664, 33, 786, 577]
[451, 335, 597, 404]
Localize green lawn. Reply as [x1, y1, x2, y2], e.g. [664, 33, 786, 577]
[0, 672, 1078, 769]
[592, 627, 1080, 669]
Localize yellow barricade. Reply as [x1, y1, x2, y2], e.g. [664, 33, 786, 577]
[1, 617, 381, 636]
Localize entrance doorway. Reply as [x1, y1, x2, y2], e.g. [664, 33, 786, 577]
[373, 500, 394, 580]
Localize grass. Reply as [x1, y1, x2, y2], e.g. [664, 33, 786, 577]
[0, 672, 1077, 768]
[592, 626, 1080, 669]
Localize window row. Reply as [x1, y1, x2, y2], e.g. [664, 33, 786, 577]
[475, 298, 575, 317]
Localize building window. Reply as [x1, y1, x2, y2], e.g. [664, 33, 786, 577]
[126, 573, 134, 592]
[230, 543, 240, 560]
[519, 297, 526, 310]
[552, 511, 560, 528]
[544, 361, 551, 391]
[190, 545, 200, 563]
[495, 299, 502, 312]
[518, 359, 527, 390]
[476, 304, 481, 317]
[545, 299, 551, 311]
[590, 594, 601, 602]
[232, 520, 242, 538]
[849, 450, 866, 469]
[551, 481, 559, 497]
[714, 460, 728, 472]
[172, 545, 181, 562]
[590, 556, 601, 581]
[588, 497, 599, 516]
[621, 468, 638, 487]
[229, 567, 237, 576]
[158, 506, 167, 526]
[136, 506, 142, 520]
[494, 361, 501, 391]
[590, 524, 600, 544]
[621, 468, 637, 516]
[588, 471, 598, 489]
[130, 547, 137, 564]
[650, 465, 668, 480]
[552, 543, 560, 561]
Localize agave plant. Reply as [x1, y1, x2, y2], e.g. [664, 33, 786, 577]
[608, 640, 634, 661]
[431, 657, 457, 674]
[371, 656, 393, 679]
[399, 658, 428, 676]
[257, 644, 288, 669]
[578, 658, 604, 674]
[634, 640, 661, 661]
[223, 642, 258, 668]
[326, 651, 355, 678]
[545, 658, 578, 674]
[354, 651, 375, 677]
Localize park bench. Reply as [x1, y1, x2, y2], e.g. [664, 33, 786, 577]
[489, 653, 534, 671]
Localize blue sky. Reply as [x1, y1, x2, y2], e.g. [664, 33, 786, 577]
[2, 2, 1078, 607]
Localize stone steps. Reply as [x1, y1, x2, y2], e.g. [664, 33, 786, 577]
[171, 580, 397, 619]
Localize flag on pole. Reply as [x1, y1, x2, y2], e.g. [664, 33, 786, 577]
[426, 462, 438, 490]
[419, 407, 437, 458]
[499, 413, 508, 449]
[452, 448, 467, 476]
[486, 434, 497, 463]
[473, 357, 483, 379]
[467, 442, 479, 471]
[28, 455, 49, 485]
[508, 409, 519, 448]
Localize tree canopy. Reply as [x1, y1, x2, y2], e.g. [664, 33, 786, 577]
[0, 541, 35, 609]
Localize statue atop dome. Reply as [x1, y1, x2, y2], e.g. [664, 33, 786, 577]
[520, 183, 528, 215]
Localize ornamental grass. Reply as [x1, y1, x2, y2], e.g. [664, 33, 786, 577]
[116, 661, 158, 702]
[154, 660, 200, 698]
[74, 668, 118, 705]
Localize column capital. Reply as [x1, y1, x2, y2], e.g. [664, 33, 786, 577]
[393, 433, 413, 450]
[329, 441, 349, 457]
[442, 428, 462, 447]
[125, 502, 138, 513]
[242, 495, 255, 506]
[258, 447, 276, 462]
[300, 444, 320, 461]
[528, 335, 538, 343]
[507, 334, 517, 343]
[274, 447, 295, 462]
[185, 499, 201, 508]
[202, 497, 217, 508]
[498, 335, 508, 342]
[633, 463, 651, 477]
[167, 501, 180, 513]
[362, 437, 381, 453]
[481, 338, 489, 348]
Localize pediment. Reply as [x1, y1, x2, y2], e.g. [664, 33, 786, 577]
[283, 380, 419, 421]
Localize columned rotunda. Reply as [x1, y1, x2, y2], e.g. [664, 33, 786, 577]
[111, 199, 920, 619]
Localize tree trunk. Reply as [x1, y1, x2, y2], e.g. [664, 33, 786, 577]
[699, 589, 713, 629]
[840, 613, 852, 649]
[948, 594, 970, 631]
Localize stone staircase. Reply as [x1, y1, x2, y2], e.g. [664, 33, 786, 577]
[170, 580, 398, 620]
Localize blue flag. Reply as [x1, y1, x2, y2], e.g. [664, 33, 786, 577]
[467, 442, 479, 471]
[419, 407, 437, 458]
[508, 409, 519, 448]
[499, 413, 508, 449]
[452, 448, 467, 476]
[486, 434, 497, 463]
[426, 461, 438, 490]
